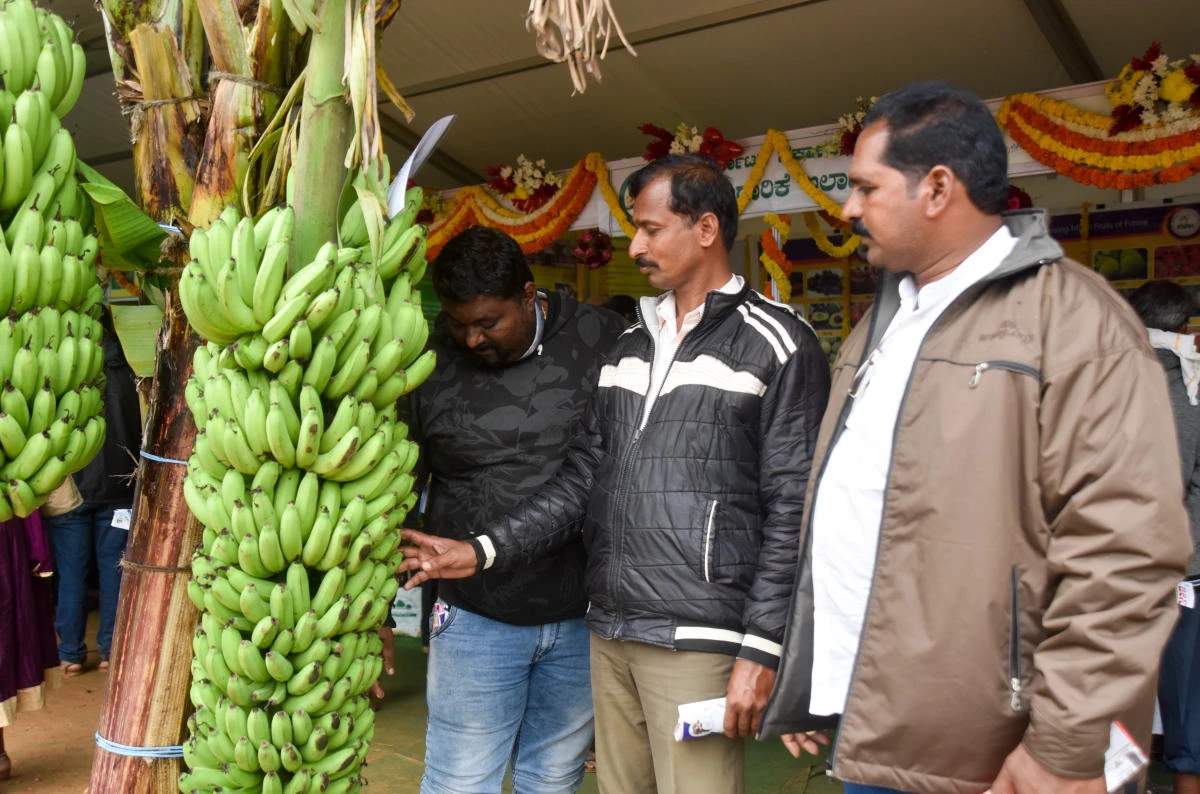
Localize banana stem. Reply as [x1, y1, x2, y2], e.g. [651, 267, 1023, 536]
[289, 0, 352, 273]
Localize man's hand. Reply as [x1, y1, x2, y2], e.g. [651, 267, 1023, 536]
[723, 658, 776, 738]
[397, 529, 480, 589]
[368, 625, 395, 702]
[985, 744, 1105, 794]
[781, 731, 830, 758]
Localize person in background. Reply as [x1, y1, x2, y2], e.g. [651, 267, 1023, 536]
[46, 310, 141, 674]
[761, 81, 1191, 794]
[0, 510, 59, 780]
[605, 294, 639, 326]
[1129, 280, 1200, 794]
[400, 155, 830, 794]
[402, 225, 625, 794]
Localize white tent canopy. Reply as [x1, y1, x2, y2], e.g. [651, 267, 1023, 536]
[55, 0, 1200, 196]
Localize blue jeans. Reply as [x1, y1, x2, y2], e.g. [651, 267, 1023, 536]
[1160, 601, 1200, 774]
[47, 504, 128, 663]
[421, 602, 593, 794]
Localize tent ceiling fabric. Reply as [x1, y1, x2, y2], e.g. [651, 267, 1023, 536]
[54, 0, 1200, 193]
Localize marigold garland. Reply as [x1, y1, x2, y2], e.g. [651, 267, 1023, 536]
[112, 270, 143, 299]
[424, 85, 1200, 266]
[1003, 109, 1200, 189]
[802, 212, 861, 258]
[998, 93, 1200, 190]
[759, 213, 792, 303]
[427, 157, 599, 258]
[589, 152, 637, 238]
[428, 130, 867, 263]
[769, 130, 848, 220]
[1006, 103, 1200, 169]
[1005, 93, 1115, 132]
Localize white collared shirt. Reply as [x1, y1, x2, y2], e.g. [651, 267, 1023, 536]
[808, 226, 1018, 716]
[642, 275, 742, 426]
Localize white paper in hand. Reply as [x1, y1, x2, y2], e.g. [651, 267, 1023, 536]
[1105, 721, 1147, 793]
[674, 697, 726, 741]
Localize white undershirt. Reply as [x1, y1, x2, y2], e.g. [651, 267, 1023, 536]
[641, 275, 742, 427]
[808, 226, 1018, 716]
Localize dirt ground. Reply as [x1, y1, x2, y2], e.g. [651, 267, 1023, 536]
[2, 632, 839, 793]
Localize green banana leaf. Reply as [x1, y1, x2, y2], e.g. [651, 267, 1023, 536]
[110, 304, 164, 378]
[77, 161, 169, 272]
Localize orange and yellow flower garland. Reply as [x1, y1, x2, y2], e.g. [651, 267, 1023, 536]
[429, 132, 860, 262]
[802, 212, 860, 258]
[427, 86, 1200, 268]
[428, 157, 599, 258]
[998, 93, 1200, 190]
[759, 213, 793, 303]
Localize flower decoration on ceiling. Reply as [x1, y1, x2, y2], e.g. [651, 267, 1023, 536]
[832, 96, 878, 156]
[485, 154, 565, 212]
[639, 121, 744, 169]
[1106, 42, 1200, 134]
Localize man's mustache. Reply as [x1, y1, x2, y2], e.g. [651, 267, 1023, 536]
[850, 220, 871, 239]
[636, 256, 658, 270]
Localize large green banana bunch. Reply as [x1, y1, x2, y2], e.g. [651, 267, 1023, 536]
[178, 194, 434, 794]
[0, 0, 106, 519]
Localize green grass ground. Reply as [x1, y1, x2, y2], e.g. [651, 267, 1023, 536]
[366, 636, 841, 793]
[369, 636, 1178, 793]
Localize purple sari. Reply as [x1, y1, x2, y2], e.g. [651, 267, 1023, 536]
[0, 512, 60, 726]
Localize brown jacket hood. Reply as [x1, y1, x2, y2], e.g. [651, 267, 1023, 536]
[761, 210, 1192, 793]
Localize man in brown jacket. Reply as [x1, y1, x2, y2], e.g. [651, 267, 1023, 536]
[760, 81, 1193, 794]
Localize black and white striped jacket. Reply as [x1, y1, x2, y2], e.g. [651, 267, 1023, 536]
[470, 281, 830, 668]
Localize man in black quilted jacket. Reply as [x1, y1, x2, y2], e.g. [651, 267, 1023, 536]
[401, 155, 830, 794]
[404, 225, 625, 794]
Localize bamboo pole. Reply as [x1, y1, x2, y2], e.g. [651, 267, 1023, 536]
[89, 4, 208, 791]
[289, 0, 351, 270]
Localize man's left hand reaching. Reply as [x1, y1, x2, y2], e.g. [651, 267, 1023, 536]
[724, 658, 776, 738]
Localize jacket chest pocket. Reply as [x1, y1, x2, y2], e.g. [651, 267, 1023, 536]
[967, 360, 1041, 388]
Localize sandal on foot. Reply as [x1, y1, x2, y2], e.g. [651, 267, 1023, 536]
[98, 654, 110, 671]
[0, 752, 11, 780]
[63, 662, 85, 676]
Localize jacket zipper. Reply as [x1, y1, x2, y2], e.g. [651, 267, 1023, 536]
[968, 360, 1041, 388]
[1009, 566, 1024, 712]
[703, 500, 719, 583]
[609, 302, 723, 637]
[830, 282, 993, 774]
[825, 254, 1058, 761]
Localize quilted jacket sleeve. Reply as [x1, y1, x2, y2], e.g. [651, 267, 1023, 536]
[739, 326, 830, 669]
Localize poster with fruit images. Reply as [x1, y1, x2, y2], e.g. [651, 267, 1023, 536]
[775, 200, 1200, 365]
[777, 236, 874, 366]
[1051, 202, 1200, 305]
